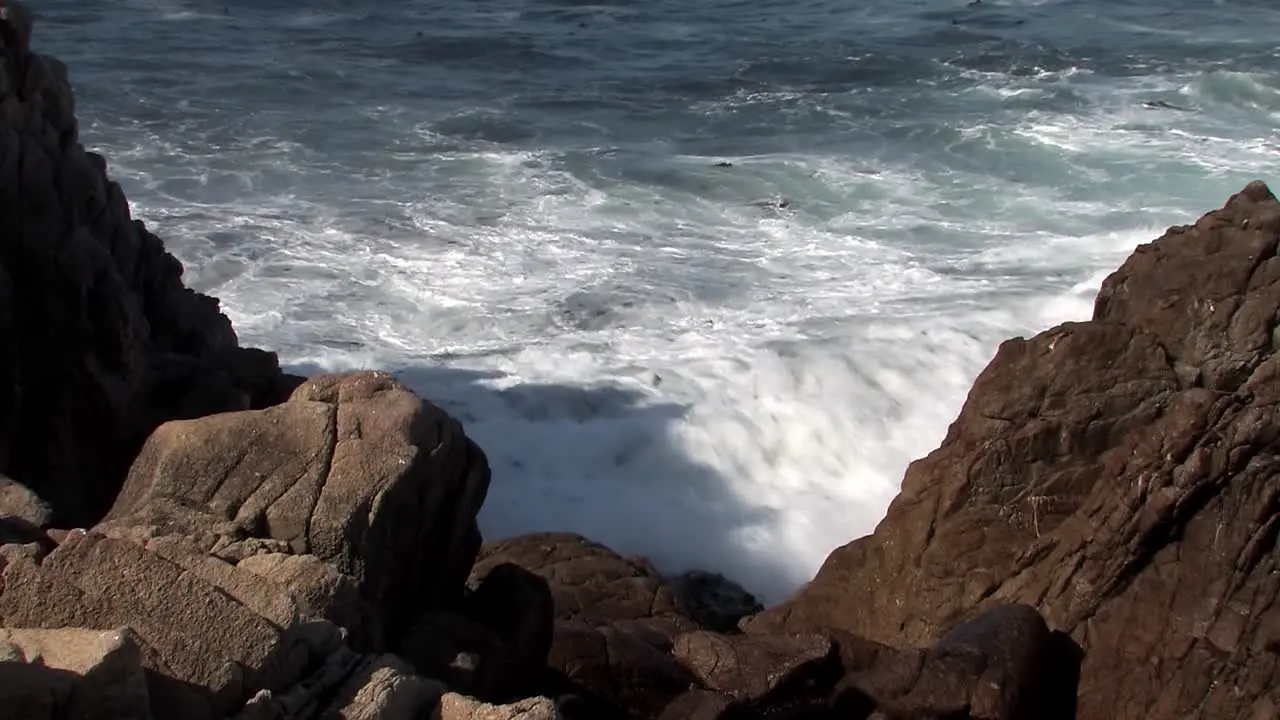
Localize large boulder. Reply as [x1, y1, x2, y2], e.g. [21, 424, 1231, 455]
[0, 1, 293, 528]
[747, 181, 1280, 719]
[104, 371, 492, 645]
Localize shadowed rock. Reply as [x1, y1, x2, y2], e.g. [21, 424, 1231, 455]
[0, 627, 151, 720]
[0, 1, 292, 529]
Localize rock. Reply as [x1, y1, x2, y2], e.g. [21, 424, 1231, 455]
[0, 473, 52, 527]
[438, 693, 563, 720]
[473, 533, 699, 636]
[0, 1, 289, 528]
[233, 648, 443, 720]
[105, 371, 491, 644]
[669, 571, 762, 634]
[746, 183, 1280, 719]
[0, 528, 348, 719]
[858, 605, 1079, 720]
[313, 653, 442, 720]
[545, 621, 695, 719]
[0, 626, 151, 720]
[468, 563, 555, 672]
[671, 632, 838, 705]
[236, 552, 372, 650]
[0, 473, 53, 547]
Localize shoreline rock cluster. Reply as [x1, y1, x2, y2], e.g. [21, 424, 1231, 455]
[0, 6, 1276, 719]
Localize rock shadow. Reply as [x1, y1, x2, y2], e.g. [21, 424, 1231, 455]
[285, 360, 795, 604]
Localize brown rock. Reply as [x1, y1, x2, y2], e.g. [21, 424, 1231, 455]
[669, 571, 763, 634]
[0, 473, 51, 527]
[860, 605, 1079, 720]
[547, 621, 695, 719]
[0, 473, 52, 548]
[0, 529, 346, 719]
[106, 371, 491, 643]
[0, 626, 151, 720]
[746, 183, 1280, 719]
[398, 611, 510, 699]
[236, 552, 372, 649]
[438, 693, 563, 720]
[473, 533, 714, 717]
[233, 647, 443, 720]
[671, 632, 837, 704]
[318, 653, 442, 720]
[473, 533, 698, 636]
[469, 563, 555, 671]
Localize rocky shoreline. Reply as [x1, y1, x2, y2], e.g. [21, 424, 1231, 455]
[1, 7, 1277, 720]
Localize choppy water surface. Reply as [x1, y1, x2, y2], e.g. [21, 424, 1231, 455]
[37, 0, 1280, 601]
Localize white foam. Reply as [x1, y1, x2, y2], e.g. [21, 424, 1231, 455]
[60, 1, 1280, 605]
[180, 149, 1154, 604]
[115, 129, 1186, 604]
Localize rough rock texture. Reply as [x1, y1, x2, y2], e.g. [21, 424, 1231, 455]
[472, 533, 701, 636]
[671, 631, 837, 704]
[0, 528, 349, 719]
[748, 181, 1280, 719]
[0, 473, 51, 527]
[0, 11, 500, 720]
[105, 371, 491, 644]
[236, 652, 444, 720]
[438, 693, 564, 720]
[0, 0, 294, 528]
[398, 562, 555, 701]
[0, 626, 152, 720]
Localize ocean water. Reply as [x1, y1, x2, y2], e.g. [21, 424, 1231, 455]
[38, 0, 1280, 602]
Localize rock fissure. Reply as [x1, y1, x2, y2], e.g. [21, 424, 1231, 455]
[302, 403, 341, 556]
